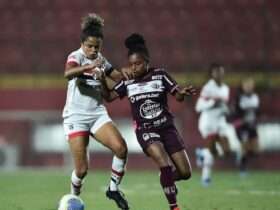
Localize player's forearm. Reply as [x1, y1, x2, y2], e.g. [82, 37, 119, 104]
[108, 69, 124, 82]
[100, 77, 118, 102]
[64, 65, 92, 79]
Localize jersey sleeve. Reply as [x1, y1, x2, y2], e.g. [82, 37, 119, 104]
[161, 70, 179, 95]
[113, 80, 127, 99]
[223, 86, 230, 102]
[66, 52, 81, 67]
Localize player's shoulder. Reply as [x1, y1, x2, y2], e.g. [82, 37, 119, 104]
[68, 48, 83, 56]
[153, 67, 166, 73]
[203, 79, 215, 88]
[251, 93, 260, 101]
[152, 67, 170, 78]
[115, 79, 135, 88]
[67, 48, 84, 60]
[221, 82, 230, 91]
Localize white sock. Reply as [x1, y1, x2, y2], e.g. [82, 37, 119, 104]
[202, 164, 211, 181]
[109, 156, 126, 191]
[71, 170, 84, 195]
[201, 148, 214, 181]
[71, 170, 84, 185]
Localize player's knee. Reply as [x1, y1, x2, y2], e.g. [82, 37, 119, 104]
[113, 139, 128, 159]
[179, 170, 192, 180]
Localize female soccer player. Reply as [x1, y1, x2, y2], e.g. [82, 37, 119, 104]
[100, 33, 195, 210]
[195, 63, 231, 186]
[232, 78, 260, 174]
[62, 13, 129, 210]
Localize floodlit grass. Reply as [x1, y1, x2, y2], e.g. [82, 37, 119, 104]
[0, 169, 279, 210]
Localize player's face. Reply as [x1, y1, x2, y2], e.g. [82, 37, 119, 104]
[81, 36, 103, 59]
[242, 79, 255, 94]
[128, 53, 148, 78]
[212, 67, 225, 83]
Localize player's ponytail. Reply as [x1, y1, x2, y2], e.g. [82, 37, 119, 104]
[81, 13, 104, 42]
[125, 33, 150, 62]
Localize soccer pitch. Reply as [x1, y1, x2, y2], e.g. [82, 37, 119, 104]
[0, 169, 279, 210]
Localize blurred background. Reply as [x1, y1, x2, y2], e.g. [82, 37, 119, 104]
[0, 0, 280, 172]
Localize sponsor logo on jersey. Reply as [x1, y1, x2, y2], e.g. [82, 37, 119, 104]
[142, 132, 160, 141]
[140, 99, 163, 119]
[151, 83, 161, 89]
[152, 75, 163, 80]
[134, 93, 160, 102]
[127, 80, 163, 97]
[130, 96, 135, 103]
[142, 133, 150, 141]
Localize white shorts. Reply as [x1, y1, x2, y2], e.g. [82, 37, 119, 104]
[198, 115, 228, 139]
[63, 112, 112, 140]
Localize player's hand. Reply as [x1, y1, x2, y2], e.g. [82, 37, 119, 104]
[180, 85, 197, 96]
[94, 67, 106, 80]
[121, 67, 134, 80]
[84, 57, 104, 74]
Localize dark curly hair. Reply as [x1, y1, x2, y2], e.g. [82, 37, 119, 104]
[80, 13, 104, 42]
[125, 33, 149, 62]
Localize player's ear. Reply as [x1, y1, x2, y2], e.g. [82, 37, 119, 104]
[145, 62, 149, 71]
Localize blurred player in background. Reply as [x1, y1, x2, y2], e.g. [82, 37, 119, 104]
[62, 13, 129, 210]
[231, 78, 260, 174]
[195, 63, 230, 186]
[100, 33, 196, 210]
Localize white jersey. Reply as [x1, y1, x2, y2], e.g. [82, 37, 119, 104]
[196, 79, 230, 138]
[239, 93, 259, 110]
[62, 48, 113, 121]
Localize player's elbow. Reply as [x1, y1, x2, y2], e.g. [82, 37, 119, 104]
[64, 71, 72, 79]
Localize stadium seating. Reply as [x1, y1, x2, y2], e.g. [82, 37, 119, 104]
[0, 0, 279, 73]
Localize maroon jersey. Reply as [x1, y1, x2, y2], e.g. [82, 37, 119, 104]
[114, 68, 179, 130]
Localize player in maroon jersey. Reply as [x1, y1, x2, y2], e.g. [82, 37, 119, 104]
[100, 33, 196, 210]
[231, 78, 260, 174]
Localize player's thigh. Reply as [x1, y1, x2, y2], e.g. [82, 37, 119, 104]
[68, 135, 90, 170]
[146, 142, 170, 168]
[93, 121, 127, 155]
[170, 150, 192, 177]
[218, 136, 230, 154]
[64, 121, 90, 168]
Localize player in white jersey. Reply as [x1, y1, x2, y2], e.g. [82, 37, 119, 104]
[62, 13, 129, 210]
[195, 63, 231, 186]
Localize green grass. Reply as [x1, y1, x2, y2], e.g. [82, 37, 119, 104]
[0, 169, 279, 210]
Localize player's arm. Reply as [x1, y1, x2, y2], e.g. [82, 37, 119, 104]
[161, 70, 196, 102]
[99, 72, 122, 102]
[101, 79, 120, 102]
[107, 67, 134, 82]
[64, 58, 102, 79]
[174, 85, 196, 102]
